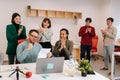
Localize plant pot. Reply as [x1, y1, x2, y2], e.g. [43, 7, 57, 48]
[81, 72, 87, 77]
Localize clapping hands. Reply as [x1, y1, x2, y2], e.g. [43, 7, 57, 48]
[101, 29, 107, 34]
[18, 26, 23, 36]
[85, 28, 91, 33]
[39, 27, 47, 34]
[59, 38, 66, 51]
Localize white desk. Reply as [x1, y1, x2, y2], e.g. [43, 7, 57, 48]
[111, 52, 120, 80]
[0, 62, 109, 80]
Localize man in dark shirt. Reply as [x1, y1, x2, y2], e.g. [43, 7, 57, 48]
[78, 17, 95, 62]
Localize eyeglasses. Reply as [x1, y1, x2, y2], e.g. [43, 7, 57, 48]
[29, 34, 39, 39]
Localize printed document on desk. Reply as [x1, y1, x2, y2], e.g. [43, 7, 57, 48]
[37, 48, 51, 58]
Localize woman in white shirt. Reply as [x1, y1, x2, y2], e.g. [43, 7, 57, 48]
[38, 18, 53, 51]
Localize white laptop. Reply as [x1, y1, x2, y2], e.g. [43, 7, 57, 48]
[36, 57, 64, 74]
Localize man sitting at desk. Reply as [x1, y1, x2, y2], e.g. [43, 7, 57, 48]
[17, 29, 52, 63]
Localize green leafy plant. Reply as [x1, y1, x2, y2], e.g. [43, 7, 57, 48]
[77, 59, 94, 74]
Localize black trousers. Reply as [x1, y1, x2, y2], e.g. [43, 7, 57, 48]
[39, 42, 52, 52]
[59, 49, 69, 60]
[8, 54, 19, 64]
[80, 45, 92, 62]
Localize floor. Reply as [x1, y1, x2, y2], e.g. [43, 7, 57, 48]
[91, 56, 120, 80]
[3, 56, 120, 80]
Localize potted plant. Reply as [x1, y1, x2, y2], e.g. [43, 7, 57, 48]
[78, 67, 87, 77]
[77, 59, 94, 77]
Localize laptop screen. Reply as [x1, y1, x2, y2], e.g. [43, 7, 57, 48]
[36, 57, 64, 74]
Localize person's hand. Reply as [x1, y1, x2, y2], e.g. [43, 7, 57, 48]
[47, 52, 52, 58]
[101, 29, 107, 34]
[61, 38, 66, 45]
[26, 43, 33, 50]
[18, 28, 23, 36]
[59, 39, 64, 51]
[101, 29, 104, 33]
[87, 28, 91, 33]
[61, 38, 66, 48]
[40, 27, 45, 33]
[59, 45, 63, 52]
[85, 28, 88, 33]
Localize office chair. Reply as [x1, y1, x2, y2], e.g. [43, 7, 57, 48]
[18, 39, 26, 44]
[0, 52, 4, 65]
[91, 35, 98, 61]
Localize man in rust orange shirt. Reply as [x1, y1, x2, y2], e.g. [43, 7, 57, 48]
[78, 17, 96, 62]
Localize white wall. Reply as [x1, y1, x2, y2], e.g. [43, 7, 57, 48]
[111, 0, 120, 38]
[98, 0, 111, 56]
[99, 0, 120, 56]
[0, 0, 107, 60]
[28, 0, 101, 44]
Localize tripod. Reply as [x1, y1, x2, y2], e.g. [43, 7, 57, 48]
[9, 66, 25, 80]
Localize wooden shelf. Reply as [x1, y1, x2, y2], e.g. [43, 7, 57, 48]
[65, 12, 73, 18]
[27, 8, 82, 19]
[27, 9, 37, 17]
[38, 10, 46, 17]
[47, 11, 56, 18]
[73, 13, 82, 19]
[56, 11, 65, 18]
